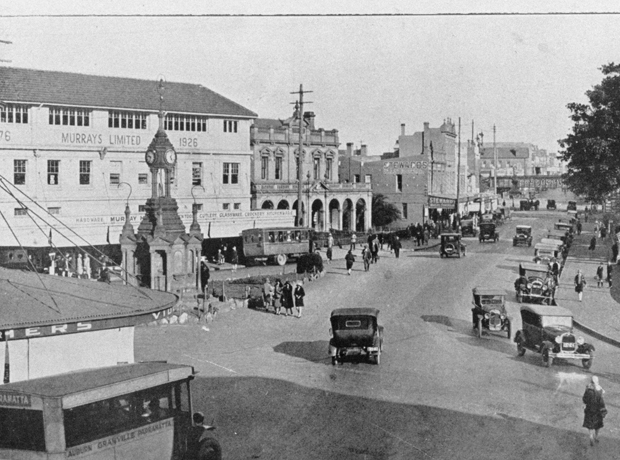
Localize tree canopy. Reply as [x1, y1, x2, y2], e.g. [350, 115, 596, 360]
[559, 63, 620, 203]
[371, 193, 401, 228]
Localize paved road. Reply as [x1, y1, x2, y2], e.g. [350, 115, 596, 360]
[136, 212, 620, 460]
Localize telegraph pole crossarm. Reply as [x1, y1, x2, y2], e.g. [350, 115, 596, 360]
[290, 84, 313, 227]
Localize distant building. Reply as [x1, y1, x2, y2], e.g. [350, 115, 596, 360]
[339, 119, 481, 226]
[250, 110, 372, 232]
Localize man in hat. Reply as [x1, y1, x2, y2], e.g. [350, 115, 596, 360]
[200, 256, 210, 295]
[185, 412, 219, 459]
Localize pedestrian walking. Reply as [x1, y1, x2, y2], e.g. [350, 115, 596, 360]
[263, 277, 274, 312]
[583, 376, 606, 446]
[371, 236, 379, 263]
[282, 280, 294, 316]
[596, 262, 604, 288]
[588, 236, 596, 257]
[345, 249, 355, 275]
[231, 246, 239, 272]
[200, 256, 210, 295]
[362, 246, 371, 272]
[612, 241, 619, 263]
[574, 269, 587, 302]
[350, 232, 357, 250]
[326, 246, 333, 264]
[577, 220, 582, 235]
[327, 233, 334, 250]
[273, 279, 283, 315]
[607, 261, 613, 288]
[392, 236, 402, 259]
[294, 281, 305, 318]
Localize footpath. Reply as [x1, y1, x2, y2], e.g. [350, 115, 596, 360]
[557, 219, 620, 347]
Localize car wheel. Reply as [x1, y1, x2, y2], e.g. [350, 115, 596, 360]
[582, 351, 594, 369]
[516, 338, 526, 356]
[542, 348, 552, 367]
[477, 317, 482, 338]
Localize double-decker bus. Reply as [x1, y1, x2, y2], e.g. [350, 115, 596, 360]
[241, 227, 311, 265]
[0, 362, 220, 459]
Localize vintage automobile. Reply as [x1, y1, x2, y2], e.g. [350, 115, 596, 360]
[471, 287, 511, 339]
[329, 308, 383, 365]
[440, 233, 465, 258]
[546, 199, 557, 210]
[567, 200, 577, 211]
[547, 229, 572, 247]
[513, 225, 533, 247]
[519, 200, 531, 211]
[514, 304, 594, 368]
[460, 218, 478, 237]
[554, 221, 574, 235]
[479, 222, 499, 243]
[515, 262, 556, 304]
[534, 243, 560, 264]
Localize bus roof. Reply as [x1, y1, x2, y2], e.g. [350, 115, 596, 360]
[0, 362, 194, 407]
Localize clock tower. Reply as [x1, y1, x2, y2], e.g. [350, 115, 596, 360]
[120, 79, 203, 294]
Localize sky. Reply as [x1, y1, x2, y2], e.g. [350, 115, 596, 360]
[2, 1, 620, 155]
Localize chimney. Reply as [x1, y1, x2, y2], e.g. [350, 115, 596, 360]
[303, 111, 315, 130]
[361, 144, 368, 156]
[401, 123, 406, 136]
[346, 142, 353, 156]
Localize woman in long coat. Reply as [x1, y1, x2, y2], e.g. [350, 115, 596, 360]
[583, 375, 606, 446]
[294, 282, 305, 318]
[282, 281, 294, 316]
[345, 250, 355, 275]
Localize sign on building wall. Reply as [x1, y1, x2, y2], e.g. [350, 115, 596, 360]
[496, 175, 563, 189]
[383, 160, 428, 175]
[428, 195, 456, 207]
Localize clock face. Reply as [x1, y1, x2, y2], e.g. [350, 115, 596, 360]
[165, 149, 177, 164]
[145, 150, 155, 164]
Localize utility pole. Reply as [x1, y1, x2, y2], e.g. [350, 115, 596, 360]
[290, 84, 312, 227]
[455, 117, 461, 225]
[493, 124, 497, 198]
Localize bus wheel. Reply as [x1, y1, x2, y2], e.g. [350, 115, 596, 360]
[276, 254, 287, 266]
[198, 437, 222, 460]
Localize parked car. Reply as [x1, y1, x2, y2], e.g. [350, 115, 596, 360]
[439, 233, 465, 258]
[479, 222, 499, 243]
[471, 287, 511, 339]
[554, 221, 574, 235]
[540, 238, 564, 251]
[546, 199, 557, 210]
[533, 243, 560, 265]
[513, 225, 533, 247]
[329, 308, 383, 365]
[514, 304, 594, 368]
[567, 200, 577, 211]
[519, 200, 531, 211]
[460, 218, 478, 237]
[515, 262, 556, 304]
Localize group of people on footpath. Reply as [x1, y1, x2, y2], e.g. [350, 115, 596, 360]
[262, 277, 305, 318]
[345, 234, 403, 275]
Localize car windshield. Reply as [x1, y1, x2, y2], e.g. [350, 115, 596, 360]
[541, 315, 572, 328]
[444, 236, 458, 242]
[480, 295, 503, 305]
[516, 228, 530, 235]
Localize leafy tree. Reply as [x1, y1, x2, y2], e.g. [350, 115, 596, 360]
[371, 193, 401, 228]
[559, 63, 620, 203]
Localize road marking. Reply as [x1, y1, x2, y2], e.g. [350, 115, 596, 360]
[369, 422, 435, 458]
[182, 354, 237, 373]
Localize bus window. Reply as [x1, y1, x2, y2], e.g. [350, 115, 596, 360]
[301, 231, 308, 240]
[294, 231, 301, 241]
[64, 383, 176, 448]
[286, 231, 292, 242]
[278, 231, 284, 242]
[268, 232, 275, 242]
[258, 233, 262, 243]
[0, 408, 45, 451]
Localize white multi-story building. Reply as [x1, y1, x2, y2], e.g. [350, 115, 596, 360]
[0, 67, 294, 268]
